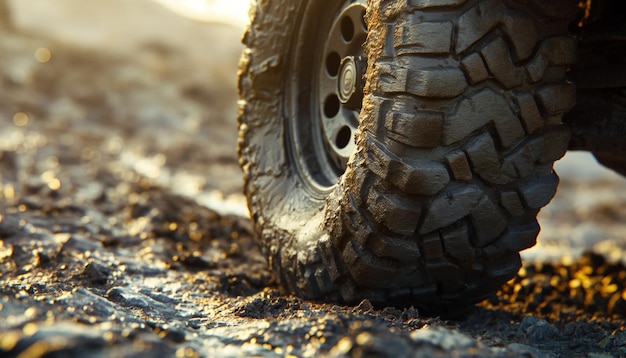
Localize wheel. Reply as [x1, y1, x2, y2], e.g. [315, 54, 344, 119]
[238, 0, 578, 315]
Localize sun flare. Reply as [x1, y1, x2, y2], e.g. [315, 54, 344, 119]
[153, 0, 250, 26]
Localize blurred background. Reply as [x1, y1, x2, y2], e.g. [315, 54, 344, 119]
[0, 0, 250, 216]
[0, 0, 624, 263]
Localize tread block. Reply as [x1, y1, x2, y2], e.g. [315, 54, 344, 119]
[493, 113, 525, 150]
[444, 91, 493, 145]
[470, 196, 507, 247]
[300, 269, 321, 298]
[313, 267, 332, 295]
[390, 159, 451, 196]
[480, 37, 523, 89]
[338, 279, 357, 303]
[361, 94, 392, 133]
[500, 127, 569, 180]
[525, 54, 547, 83]
[377, 62, 409, 93]
[279, 256, 299, 297]
[464, 133, 515, 185]
[343, 240, 398, 289]
[536, 83, 577, 115]
[466, 126, 565, 185]
[501, 145, 535, 180]
[541, 36, 577, 66]
[366, 188, 422, 236]
[445, 150, 473, 181]
[427, 261, 464, 292]
[366, 138, 450, 196]
[377, 61, 467, 100]
[443, 88, 523, 148]
[366, 233, 421, 264]
[381, 24, 395, 59]
[456, 0, 504, 55]
[518, 173, 559, 209]
[420, 185, 483, 234]
[394, 19, 453, 55]
[525, 127, 570, 165]
[407, 67, 467, 98]
[526, 36, 577, 82]
[514, 93, 543, 134]
[389, 269, 429, 289]
[387, 160, 450, 195]
[422, 232, 444, 260]
[482, 244, 505, 260]
[441, 223, 475, 264]
[500, 190, 525, 217]
[497, 222, 540, 252]
[485, 252, 522, 280]
[385, 110, 444, 148]
[320, 236, 342, 282]
[502, 10, 539, 62]
[460, 53, 489, 84]
[456, 0, 538, 61]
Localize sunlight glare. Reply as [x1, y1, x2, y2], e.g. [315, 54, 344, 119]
[153, 0, 250, 26]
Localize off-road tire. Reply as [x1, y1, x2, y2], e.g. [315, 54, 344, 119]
[238, 0, 578, 315]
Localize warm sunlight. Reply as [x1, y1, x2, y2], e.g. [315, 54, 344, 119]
[153, 0, 250, 25]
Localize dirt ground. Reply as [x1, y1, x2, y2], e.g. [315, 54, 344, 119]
[0, 1, 625, 357]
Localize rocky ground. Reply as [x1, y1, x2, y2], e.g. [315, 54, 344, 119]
[0, 1, 625, 357]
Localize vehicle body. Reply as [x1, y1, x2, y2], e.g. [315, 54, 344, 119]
[566, 0, 626, 175]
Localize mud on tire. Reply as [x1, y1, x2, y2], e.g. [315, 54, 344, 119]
[238, 0, 578, 315]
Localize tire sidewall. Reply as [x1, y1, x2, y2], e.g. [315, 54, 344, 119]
[239, 0, 342, 250]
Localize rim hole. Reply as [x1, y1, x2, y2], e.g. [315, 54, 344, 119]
[336, 126, 352, 149]
[341, 16, 354, 42]
[324, 95, 340, 118]
[325, 52, 341, 77]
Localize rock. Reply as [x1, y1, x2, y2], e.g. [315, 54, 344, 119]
[518, 316, 559, 344]
[410, 326, 475, 350]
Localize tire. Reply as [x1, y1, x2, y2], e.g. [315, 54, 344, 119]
[238, 0, 578, 315]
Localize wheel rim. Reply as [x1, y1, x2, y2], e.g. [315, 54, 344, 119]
[289, 0, 367, 194]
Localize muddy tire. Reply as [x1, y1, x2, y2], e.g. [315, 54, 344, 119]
[238, 0, 577, 315]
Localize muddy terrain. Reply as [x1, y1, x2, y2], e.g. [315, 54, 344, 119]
[1, 1, 625, 357]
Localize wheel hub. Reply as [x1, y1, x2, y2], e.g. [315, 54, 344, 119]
[338, 56, 365, 110]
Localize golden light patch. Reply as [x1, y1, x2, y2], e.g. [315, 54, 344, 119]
[13, 112, 29, 127]
[35, 47, 52, 63]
